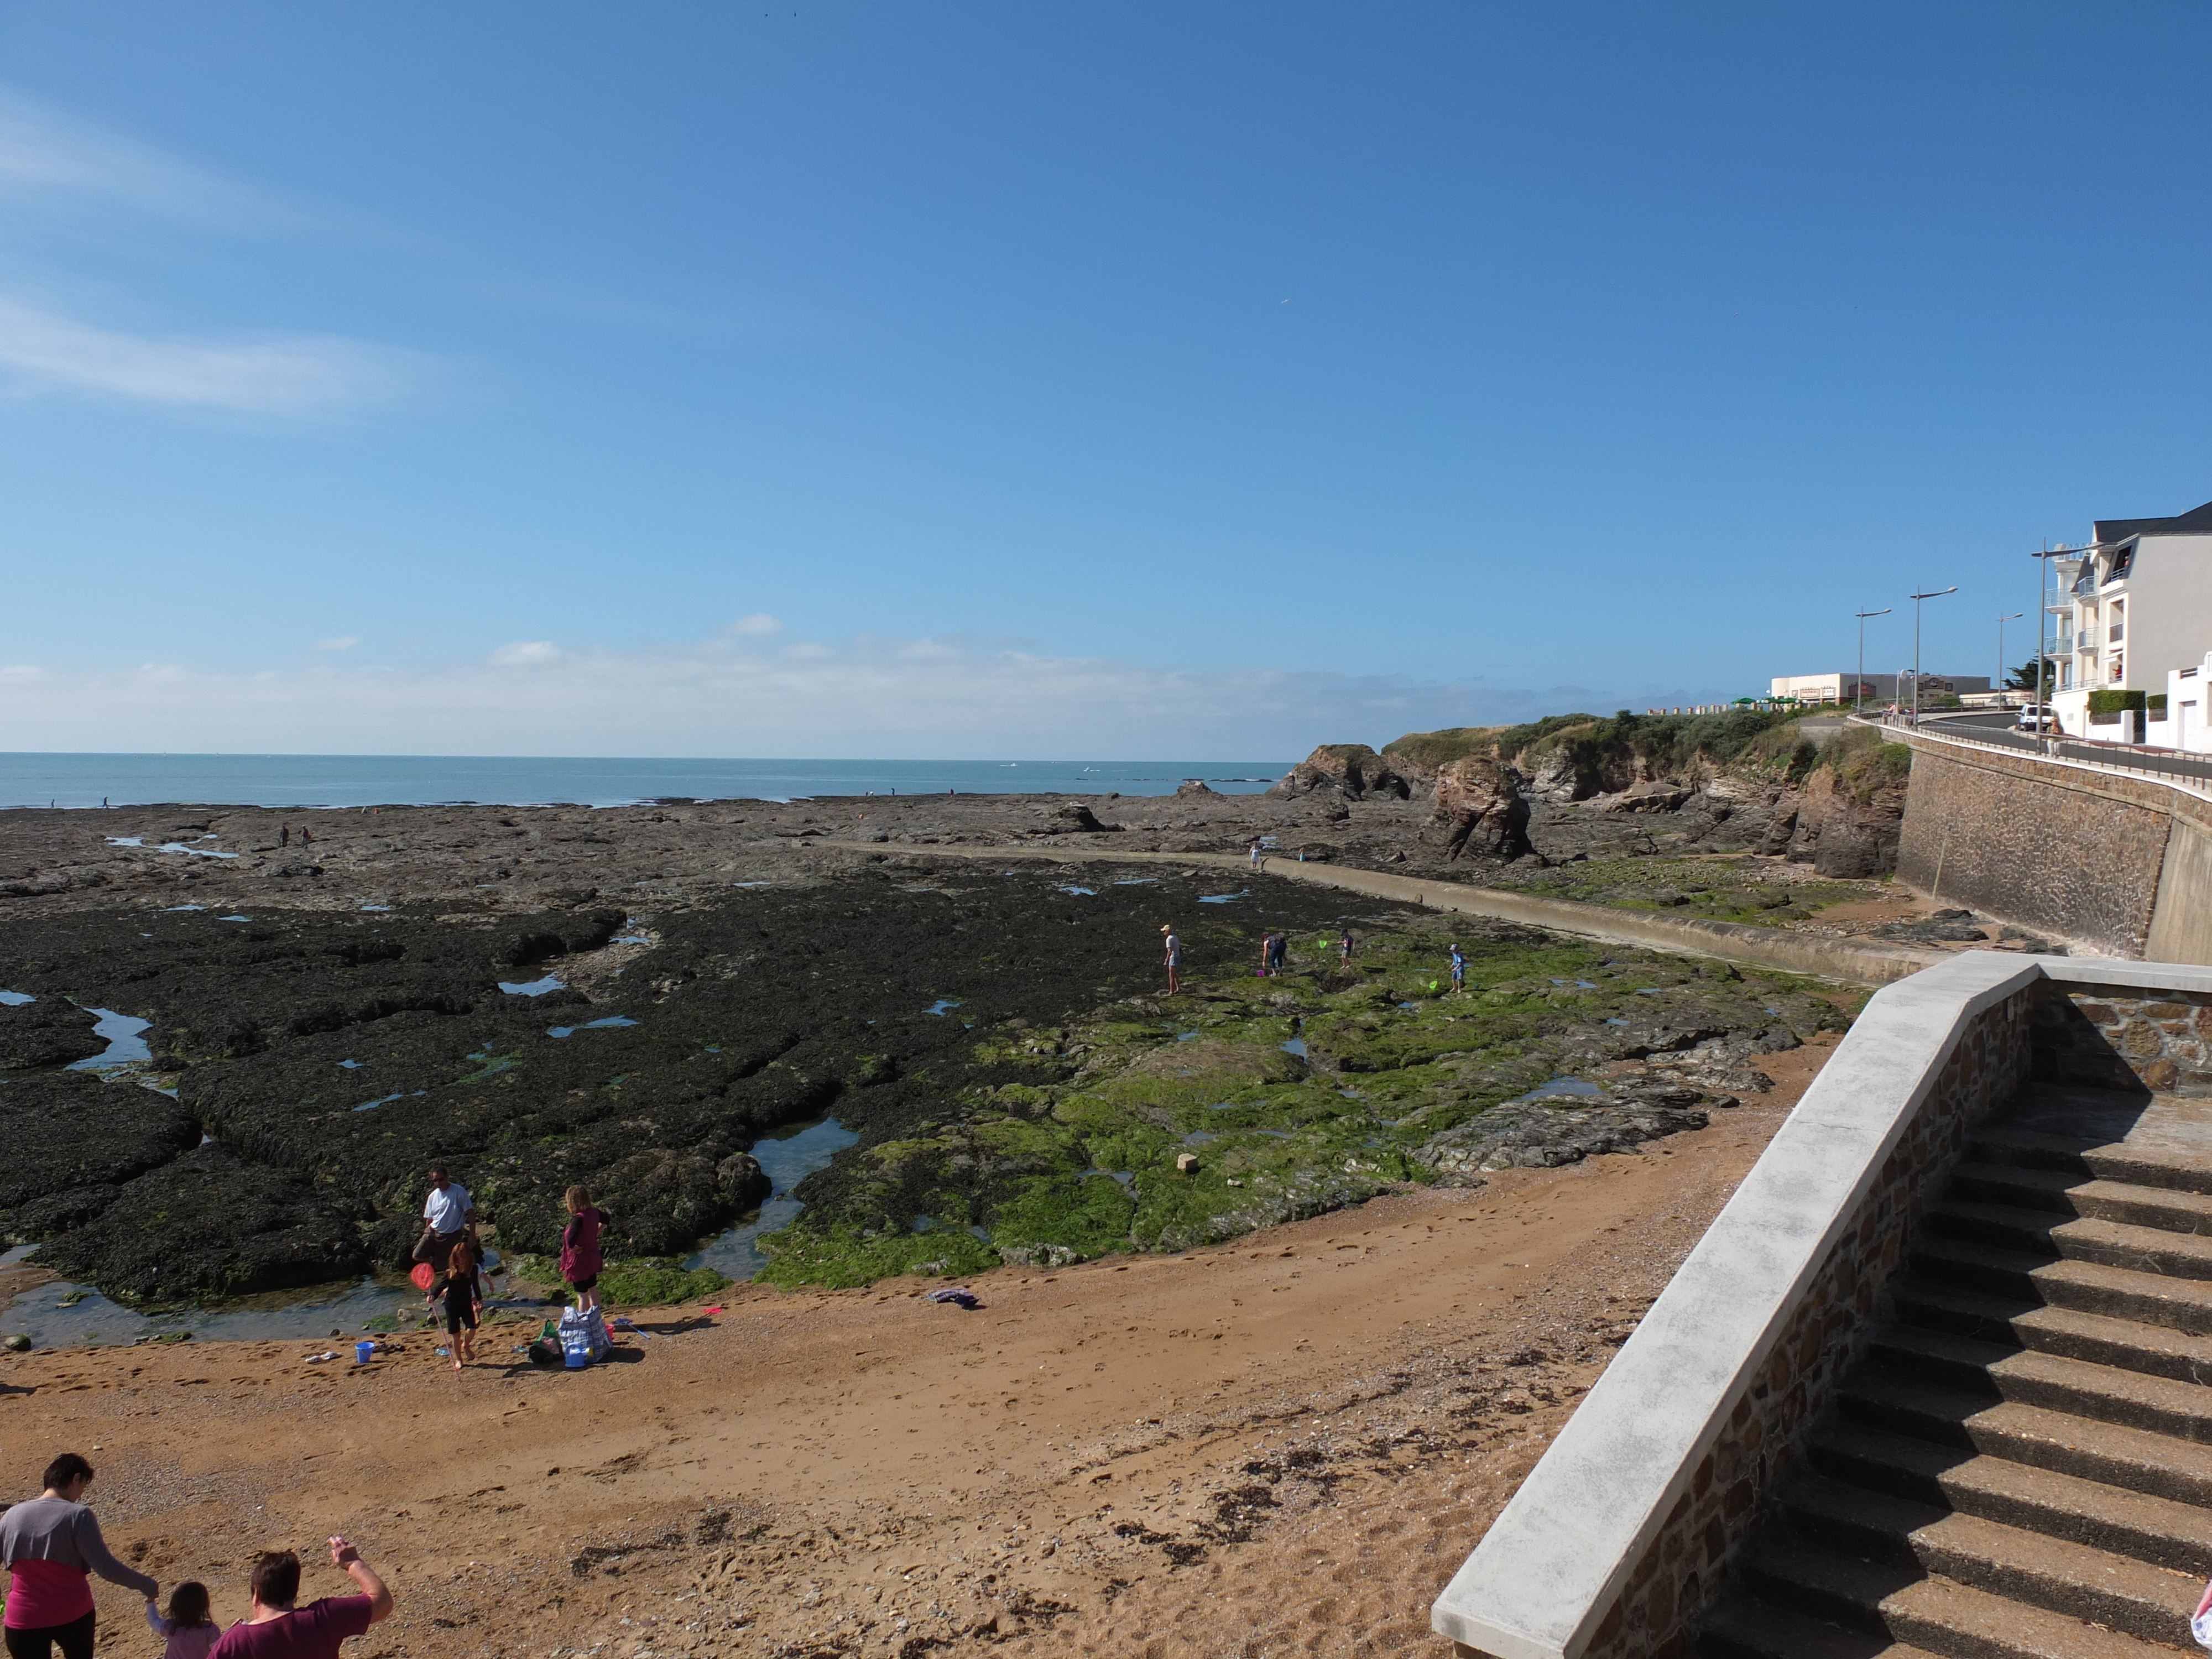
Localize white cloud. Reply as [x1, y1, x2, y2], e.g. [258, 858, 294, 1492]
[315, 637, 359, 652]
[0, 629, 1684, 759]
[0, 88, 265, 226]
[488, 641, 562, 666]
[726, 613, 784, 637]
[0, 293, 431, 416]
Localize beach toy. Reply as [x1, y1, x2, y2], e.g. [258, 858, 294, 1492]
[410, 1262, 436, 1291]
[354, 1340, 375, 1364]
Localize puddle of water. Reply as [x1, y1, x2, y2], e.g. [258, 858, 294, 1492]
[547, 1017, 639, 1039]
[1281, 1037, 1308, 1057]
[0, 1270, 480, 1349]
[108, 838, 239, 860]
[361, 904, 393, 912]
[1605, 1018, 1630, 1027]
[685, 1118, 860, 1281]
[1518, 1077, 1607, 1103]
[614, 935, 651, 945]
[1636, 988, 1663, 996]
[924, 998, 963, 1018]
[733, 881, 773, 889]
[1113, 878, 1157, 885]
[1198, 891, 1249, 904]
[219, 915, 253, 923]
[0, 990, 33, 1007]
[66, 1010, 153, 1071]
[499, 975, 567, 997]
[354, 1089, 427, 1113]
[338, 1059, 364, 1069]
[1255, 1128, 1295, 1139]
[164, 905, 206, 912]
[1176, 1030, 1199, 1042]
[1180, 1131, 1217, 1147]
[1056, 886, 1097, 896]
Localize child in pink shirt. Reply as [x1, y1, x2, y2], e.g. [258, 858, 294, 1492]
[145, 1582, 220, 1659]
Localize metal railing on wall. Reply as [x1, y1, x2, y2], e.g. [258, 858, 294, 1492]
[1859, 715, 2212, 797]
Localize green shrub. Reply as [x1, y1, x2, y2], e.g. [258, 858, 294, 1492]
[2087, 688, 2147, 714]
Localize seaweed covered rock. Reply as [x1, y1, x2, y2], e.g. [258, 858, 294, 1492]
[1418, 757, 1533, 862]
[0, 1000, 105, 1070]
[0, 1073, 200, 1242]
[33, 1144, 368, 1302]
[1415, 1096, 1708, 1181]
[1268, 744, 1411, 801]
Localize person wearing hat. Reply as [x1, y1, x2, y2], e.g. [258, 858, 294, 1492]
[1160, 924, 1182, 995]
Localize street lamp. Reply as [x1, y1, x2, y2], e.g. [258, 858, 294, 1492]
[1997, 613, 2022, 698]
[1854, 608, 1891, 714]
[1909, 586, 1958, 725]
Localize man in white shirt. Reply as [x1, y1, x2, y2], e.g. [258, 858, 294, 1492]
[418, 1167, 477, 1283]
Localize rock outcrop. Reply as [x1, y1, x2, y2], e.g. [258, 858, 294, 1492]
[1418, 757, 1533, 862]
[1268, 745, 1412, 801]
[1762, 764, 1907, 877]
[1415, 1094, 1709, 1182]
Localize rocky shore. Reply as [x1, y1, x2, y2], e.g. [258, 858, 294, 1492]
[0, 771, 1862, 1310]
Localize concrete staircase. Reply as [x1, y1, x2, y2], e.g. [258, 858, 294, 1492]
[1702, 1087, 2212, 1658]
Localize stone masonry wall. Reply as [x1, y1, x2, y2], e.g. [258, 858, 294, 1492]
[1896, 744, 2173, 957]
[1540, 984, 2038, 1659]
[2036, 983, 2212, 1093]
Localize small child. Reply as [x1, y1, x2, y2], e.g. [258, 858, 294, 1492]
[145, 1581, 218, 1659]
[442, 1239, 486, 1373]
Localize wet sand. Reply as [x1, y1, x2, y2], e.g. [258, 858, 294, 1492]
[0, 1035, 1838, 1658]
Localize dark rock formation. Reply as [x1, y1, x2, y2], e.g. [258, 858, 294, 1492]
[0, 1073, 201, 1243]
[1775, 766, 1907, 877]
[1268, 745, 1412, 801]
[0, 999, 105, 1069]
[1419, 758, 1533, 862]
[1175, 779, 1220, 798]
[1039, 802, 1115, 833]
[1415, 1096, 1709, 1181]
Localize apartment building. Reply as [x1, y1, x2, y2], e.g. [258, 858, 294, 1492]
[1769, 671, 1988, 705]
[2049, 498, 2212, 742]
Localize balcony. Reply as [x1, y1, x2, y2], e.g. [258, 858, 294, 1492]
[2110, 623, 2126, 643]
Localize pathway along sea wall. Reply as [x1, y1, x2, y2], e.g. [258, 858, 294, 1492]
[1893, 732, 2212, 963]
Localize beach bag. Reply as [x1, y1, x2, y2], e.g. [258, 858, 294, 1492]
[560, 1319, 591, 1369]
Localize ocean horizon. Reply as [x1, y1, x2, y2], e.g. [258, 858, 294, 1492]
[0, 752, 1293, 811]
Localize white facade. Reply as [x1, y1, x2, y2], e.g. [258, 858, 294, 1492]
[2150, 650, 2212, 754]
[1769, 671, 1987, 705]
[2048, 499, 2212, 742]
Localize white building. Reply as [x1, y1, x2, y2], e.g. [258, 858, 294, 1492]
[2048, 498, 2212, 744]
[1770, 671, 1988, 706]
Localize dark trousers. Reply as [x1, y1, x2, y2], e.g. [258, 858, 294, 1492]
[5, 1613, 96, 1659]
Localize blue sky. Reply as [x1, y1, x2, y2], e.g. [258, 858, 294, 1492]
[2, 3, 2208, 757]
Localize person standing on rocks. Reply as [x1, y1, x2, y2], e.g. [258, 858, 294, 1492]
[559, 1185, 606, 1316]
[1269, 932, 1288, 975]
[207, 1540, 392, 1658]
[1339, 929, 1355, 967]
[0, 1451, 158, 1659]
[1449, 943, 1467, 994]
[1161, 924, 1182, 996]
[414, 1167, 476, 1294]
[279, 825, 289, 848]
[1248, 840, 1262, 870]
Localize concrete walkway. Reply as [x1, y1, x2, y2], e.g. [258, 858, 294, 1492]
[805, 839, 1941, 987]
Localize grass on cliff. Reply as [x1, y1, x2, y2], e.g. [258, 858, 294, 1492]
[1385, 709, 1803, 782]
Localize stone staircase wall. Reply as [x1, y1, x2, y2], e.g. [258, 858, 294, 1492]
[1429, 956, 2212, 1659]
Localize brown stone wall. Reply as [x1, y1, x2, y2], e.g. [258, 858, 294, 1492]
[1548, 985, 2037, 1659]
[2036, 983, 2212, 1093]
[1896, 745, 2173, 957]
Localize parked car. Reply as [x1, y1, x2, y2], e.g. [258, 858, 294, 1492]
[2015, 705, 2060, 732]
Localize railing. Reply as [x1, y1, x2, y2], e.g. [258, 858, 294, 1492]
[1867, 714, 2212, 795]
[2111, 623, 2126, 643]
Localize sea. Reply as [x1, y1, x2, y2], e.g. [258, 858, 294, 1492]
[0, 754, 1291, 811]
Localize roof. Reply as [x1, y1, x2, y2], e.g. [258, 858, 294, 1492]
[2095, 499, 2212, 543]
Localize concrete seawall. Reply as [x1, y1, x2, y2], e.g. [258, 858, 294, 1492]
[1895, 731, 2212, 963]
[808, 841, 1940, 987]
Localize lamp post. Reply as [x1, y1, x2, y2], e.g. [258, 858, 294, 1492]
[1854, 608, 1891, 714]
[1997, 613, 2022, 700]
[1908, 586, 1958, 726]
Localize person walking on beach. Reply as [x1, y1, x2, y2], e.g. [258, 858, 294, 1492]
[440, 1240, 485, 1373]
[1449, 943, 1467, 994]
[1339, 929, 1355, 967]
[1256, 931, 1274, 978]
[144, 1583, 218, 1659]
[559, 1185, 606, 1316]
[1248, 840, 1262, 870]
[207, 1540, 392, 1658]
[414, 1167, 476, 1296]
[279, 825, 289, 848]
[1161, 925, 1182, 995]
[1267, 931, 1287, 975]
[1, 1451, 159, 1659]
